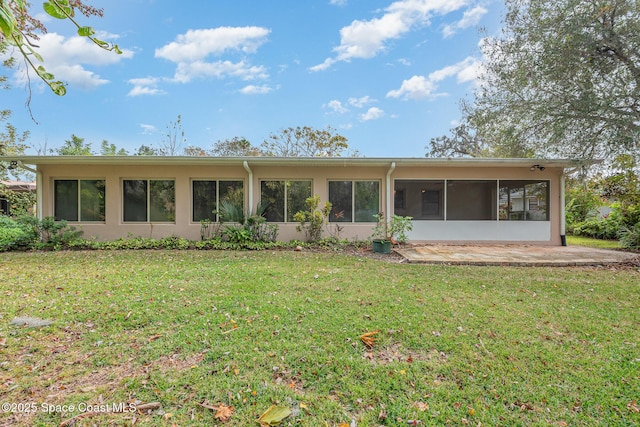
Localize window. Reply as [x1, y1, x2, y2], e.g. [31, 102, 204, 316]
[54, 179, 105, 221]
[446, 180, 497, 220]
[394, 180, 444, 220]
[499, 180, 549, 221]
[261, 180, 311, 222]
[192, 180, 244, 222]
[328, 180, 380, 222]
[123, 180, 175, 222]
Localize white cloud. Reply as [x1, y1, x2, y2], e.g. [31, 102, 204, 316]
[139, 124, 158, 135]
[386, 56, 481, 100]
[127, 77, 166, 97]
[348, 96, 375, 108]
[325, 100, 350, 114]
[442, 5, 488, 38]
[330, 0, 347, 5]
[173, 60, 268, 83]
[360, 107, 385, 121]
[311, 0, 468, 71]
[239, 84, 273, 95]
[155, 27, 270, 62]
[154, 26, 271, 85]
[11, 32, 134, 90]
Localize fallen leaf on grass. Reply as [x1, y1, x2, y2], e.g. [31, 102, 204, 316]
[257, 405, 291, 426]
[148, 334, 162, 342]
[413, 401, 429, 411]
[199, 402, 234, 422]
[628, 400, 639, 413]
[360, 330, 380, 348]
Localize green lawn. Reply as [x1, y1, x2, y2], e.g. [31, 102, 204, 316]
[566, 235, 622, 249]
[0, 250, 638, 426]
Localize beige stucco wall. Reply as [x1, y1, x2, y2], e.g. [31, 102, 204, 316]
[35, 162, 564, 245]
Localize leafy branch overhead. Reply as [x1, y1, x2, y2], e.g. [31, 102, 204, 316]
[0, 0, 121, 96]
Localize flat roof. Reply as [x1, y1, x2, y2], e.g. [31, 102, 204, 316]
[5, 156, 595, 169]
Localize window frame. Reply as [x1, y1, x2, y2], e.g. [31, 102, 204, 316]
[328, 179, 380, 223]
[260, 179, 312, 223]
[122, 179, 176, 223]
[53, 178, 106, 222]
[191, 179, 245, 223]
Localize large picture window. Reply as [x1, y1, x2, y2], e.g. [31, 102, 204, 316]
[192, 180, 244, 222]
[446, 180, 497, 220]
[328, 180, 380, 222]
[261, 180, 311, 222]
[394, 180, 444, 220]
[54, 179, 105, 222]
[499, 180, 549, 221]
[123, 179, 175, 222]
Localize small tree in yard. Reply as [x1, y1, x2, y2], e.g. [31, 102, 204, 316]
[294, 195, 332, 242]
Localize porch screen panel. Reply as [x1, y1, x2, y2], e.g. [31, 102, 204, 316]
[394, 180, 444, 220]
[499, 180, 549, 221]
[193, 180, 216, 222]
[80, 180, 105, 221]
[123, 180, 147, 222]
[446, 180, 497, 220]
[54, 180, 78, 221]
[328, 181, 353, 222]
[354, 181, 379, 222]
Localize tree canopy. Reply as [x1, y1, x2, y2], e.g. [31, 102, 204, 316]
[260, 126, 353, 157]
[434, 0, 640, 162]
[56, 134, 93, 155]
[211, 137, 260, 157]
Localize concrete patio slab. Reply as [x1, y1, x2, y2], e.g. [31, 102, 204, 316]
[395, 245, 640, 266]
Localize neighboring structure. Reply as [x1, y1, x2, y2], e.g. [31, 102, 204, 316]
[0, 180, 37, 216]
[5, 156, 589, 245]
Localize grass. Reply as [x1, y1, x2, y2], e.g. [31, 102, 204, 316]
[567, 235, 622, 250]
[0, 250, 638, 426]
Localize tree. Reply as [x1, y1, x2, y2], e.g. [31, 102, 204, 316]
[0, 109, 29, 180]
[427, 119, 535, 158]
[426, 121, 488, 158]
[210, 137, 261, 156]
[183, 145, 208, 156]
[465, 0, 639, 162]
[56, 134, 93, 155]
[1, 0, 121, 96]
[260, 126, 353, 157]
[100, 140, 127, 156]
[134, 144, 159, 156]
[158, 115, 186, 156]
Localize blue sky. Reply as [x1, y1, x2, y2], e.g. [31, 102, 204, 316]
[5, 0, 504, 157]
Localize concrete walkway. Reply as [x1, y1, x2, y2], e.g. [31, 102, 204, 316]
[396, 245, 639, 266]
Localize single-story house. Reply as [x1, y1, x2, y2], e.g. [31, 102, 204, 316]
[6, 156, 589, 245]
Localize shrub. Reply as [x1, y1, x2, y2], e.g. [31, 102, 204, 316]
[619, 223, 640, 250]
[293, 195, 332, 242]
[371, 212, 413, 244]
[217, 201, 279, 244]
[0, 216, 29, 251]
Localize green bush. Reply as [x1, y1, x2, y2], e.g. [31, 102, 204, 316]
[619, 223, 640, 250]
[0, 215, 83, 250]
[293, 195, 332, 242]
[0, 215, 35, 250]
